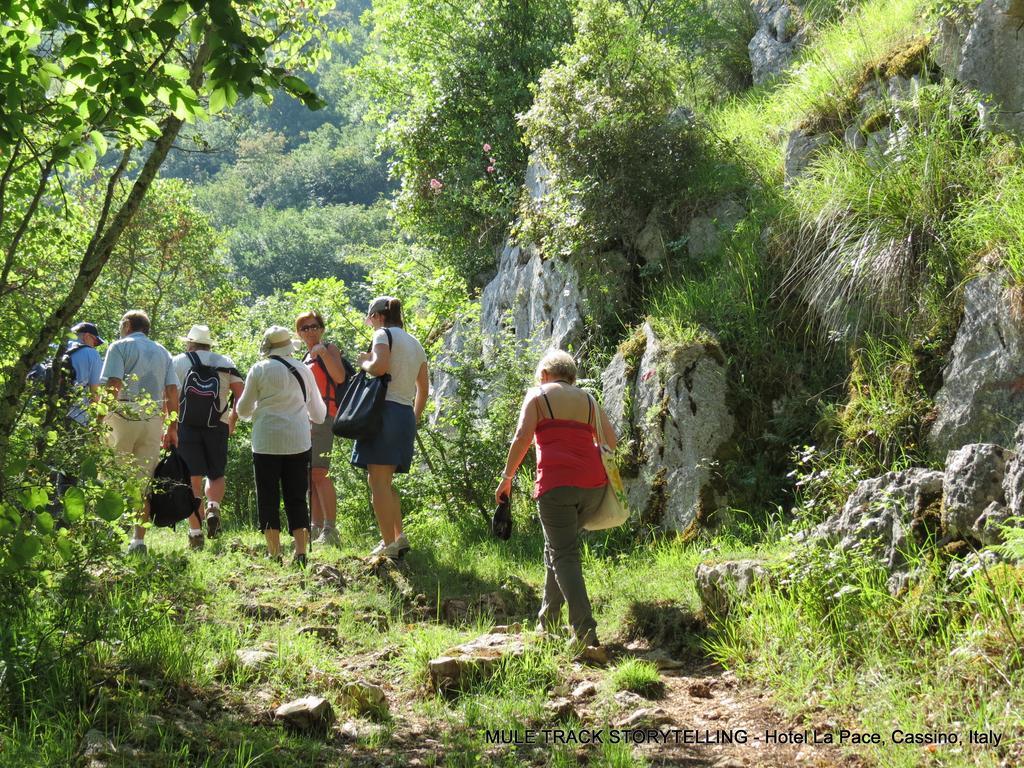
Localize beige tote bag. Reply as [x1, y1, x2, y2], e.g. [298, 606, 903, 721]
[581, 394, 630, 531]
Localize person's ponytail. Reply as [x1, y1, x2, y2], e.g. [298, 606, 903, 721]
[383, 298, 404, 328]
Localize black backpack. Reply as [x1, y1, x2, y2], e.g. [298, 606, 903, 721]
[149, 448, 200, 527]
[26, 343, 86, 398]
[180, 352, 238, 429]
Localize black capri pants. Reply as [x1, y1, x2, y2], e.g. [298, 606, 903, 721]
[253, 450, 311, 534]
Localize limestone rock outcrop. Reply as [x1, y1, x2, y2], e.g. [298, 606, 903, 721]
[928, 273, 1024, 456]
[749, 0, 806, 85]
[937, 0, 1024, 134]
[942, 444, 1008, 541]
[694, 560, 771, 617]
[812, 468, 945, 576]
[601, 322, 734, 533]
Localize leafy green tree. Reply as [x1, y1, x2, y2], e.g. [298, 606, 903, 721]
[79, 177, 245, 348]
[519, 0, 702, 272]
[357, 0, 573, 282]
[0, 0, 339, 477]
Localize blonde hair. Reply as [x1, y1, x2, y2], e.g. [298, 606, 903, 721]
[295, 310, 325, 331]
[535, 348, 578, 384]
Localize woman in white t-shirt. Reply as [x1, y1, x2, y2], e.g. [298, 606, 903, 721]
[352, 296, 428, 560]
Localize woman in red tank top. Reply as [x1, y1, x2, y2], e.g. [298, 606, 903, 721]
[495, 349, 617, 649]
[296, 310, 351, 546]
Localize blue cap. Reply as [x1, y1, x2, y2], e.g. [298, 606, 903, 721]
[71, 322, 105, 344]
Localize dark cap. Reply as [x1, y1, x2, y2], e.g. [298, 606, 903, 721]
[71, 322, 105, 344]
[367, 296, 395, 315]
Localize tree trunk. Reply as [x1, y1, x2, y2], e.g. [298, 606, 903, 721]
[0, 42, 212, 491]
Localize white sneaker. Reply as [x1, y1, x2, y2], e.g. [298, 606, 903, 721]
[368, 538, 407, 560]
[127, 540, 148, 556]
[315, 527, 340, 546]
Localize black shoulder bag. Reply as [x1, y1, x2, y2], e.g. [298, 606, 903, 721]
[332, 329, 392, 440]
[269, 355, 307, 400]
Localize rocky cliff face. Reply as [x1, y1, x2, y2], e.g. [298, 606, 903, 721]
[937, 0, 1024, 134]
[928, 272, 1024, 457]
[601, 323, 734, 533]
[749, 0, 806, 85]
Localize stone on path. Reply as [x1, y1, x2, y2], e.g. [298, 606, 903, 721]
[616, 707, 672, 728]
[240, 602, 281, 621]
[274, 695, 335, 732]
[298, 625, 339, 644]
[695, 559, 771, 618]
[82, 729, 116, 758]
[235, 649, 275, 670]
[428, 631, 526, 693]
[338, 680, 389, 717]
[572, 681, 598, 700]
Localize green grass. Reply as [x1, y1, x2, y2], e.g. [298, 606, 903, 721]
[706, 541, 1024, 768]
[604, 659, 662, 698]
[712, 0, 929, 182]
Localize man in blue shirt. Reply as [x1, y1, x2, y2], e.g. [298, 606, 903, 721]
[67, 321, 104, 425]
[100, 310, 179, 555]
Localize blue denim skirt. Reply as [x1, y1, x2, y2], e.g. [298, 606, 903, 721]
[350, 400, 416, 474]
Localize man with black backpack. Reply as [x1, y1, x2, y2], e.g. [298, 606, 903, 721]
[172, 325, 244, 551]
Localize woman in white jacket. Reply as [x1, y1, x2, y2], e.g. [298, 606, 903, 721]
[236, 326, 326, 566]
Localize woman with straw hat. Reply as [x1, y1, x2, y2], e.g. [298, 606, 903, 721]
[236, 326, 326, 566]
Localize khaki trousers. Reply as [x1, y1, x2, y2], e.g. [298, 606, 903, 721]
[106, 413, 163, 485]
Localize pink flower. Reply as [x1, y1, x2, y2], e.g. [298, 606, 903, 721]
[483, 143, 492, 152]
[486, 165, 495, 173]
[429, 178, 443, 191]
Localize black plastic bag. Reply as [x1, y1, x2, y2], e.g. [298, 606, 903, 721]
[491, 494, 512, 540]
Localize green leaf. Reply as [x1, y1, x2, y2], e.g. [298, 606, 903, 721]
[63, 487, 86, 523]
[56, 537, 74, 562]
[80, 456, 98, 481]
[21, 486, 49, 511]
[74, 145, 96, 173]
[90, 131, 108, 156]
[281, 75, 313, 95]
[189, 16, 205, 44]
[163, 63, 189, 82]
[95, 490, 124, 522]
[207, 87, 226, 114]
[36, 512, 54, 534]
[5, 455, 27, 477]
[11, 533, 41, 566]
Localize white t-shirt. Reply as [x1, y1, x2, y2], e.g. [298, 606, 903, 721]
[173, 350, 244, 426]
[374, 327, 426, 407]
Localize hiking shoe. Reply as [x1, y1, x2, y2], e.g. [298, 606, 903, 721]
[368, 539, 387, 558]
[292, 553, 308, 569]
[188, 532, 205, 551]
[205, 504, 221, 539]
[310, 524, 322, 541]
[127, 540, 148, 556]
[314, 527, 340, 547]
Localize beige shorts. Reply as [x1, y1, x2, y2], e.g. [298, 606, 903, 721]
[106, 413, 164, 483]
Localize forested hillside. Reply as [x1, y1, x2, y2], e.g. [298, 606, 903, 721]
[2, 0, 1023, 766]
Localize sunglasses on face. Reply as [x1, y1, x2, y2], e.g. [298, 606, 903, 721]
[299, 324, 323, 332]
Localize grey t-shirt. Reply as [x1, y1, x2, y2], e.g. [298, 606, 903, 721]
[374, 327, 426, 407]
[100, 332, 176, 417]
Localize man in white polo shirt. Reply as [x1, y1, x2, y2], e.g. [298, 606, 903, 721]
[100, 310, 179, 555]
